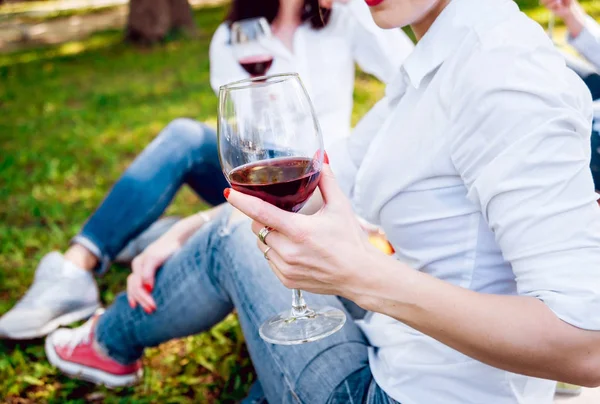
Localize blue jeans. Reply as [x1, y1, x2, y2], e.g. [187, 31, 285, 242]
[95, 206, 398, 404]
[72, 118, 229, 273]
[584, 78, 600, 189]
[591, 120, 600, 190]
[582, 73, 600, 101]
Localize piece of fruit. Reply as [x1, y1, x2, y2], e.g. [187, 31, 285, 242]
[369, 233, 394, 255]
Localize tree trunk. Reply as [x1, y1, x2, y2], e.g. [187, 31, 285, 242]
[169, 0, 197, 31]
[126, 0, 196, 45]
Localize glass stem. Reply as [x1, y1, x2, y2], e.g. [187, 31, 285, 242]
[290, 289, 313, 318]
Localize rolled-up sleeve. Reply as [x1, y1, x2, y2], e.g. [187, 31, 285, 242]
[568, 16, 600, 73]
[450, 44, 600, 330]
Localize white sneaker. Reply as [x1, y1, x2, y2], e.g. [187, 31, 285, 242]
[114, 216, 180, 265]
[0, 252, 100, 340]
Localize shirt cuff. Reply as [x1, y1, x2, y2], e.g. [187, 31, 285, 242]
[567, 16, 600, 59]
[514, 252, 600, 331]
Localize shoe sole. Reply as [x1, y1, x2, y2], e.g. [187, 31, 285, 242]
[45, 334, 142, 388]
[0, 305, 101, 340]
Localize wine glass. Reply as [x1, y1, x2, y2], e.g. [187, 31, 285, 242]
[218, 73, 347, 345]
[231, 18, 274, 77]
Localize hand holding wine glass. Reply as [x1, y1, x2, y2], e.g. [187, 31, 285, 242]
[218, 73, 348, 345]
[231, 18, 274, 77]
[226, 161, 378, 296]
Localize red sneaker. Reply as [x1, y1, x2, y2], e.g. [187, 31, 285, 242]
[45, 311, 142, 388]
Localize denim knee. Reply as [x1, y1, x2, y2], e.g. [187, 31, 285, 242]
[158, 118, 219, 171]
[161, 118, 212, 152]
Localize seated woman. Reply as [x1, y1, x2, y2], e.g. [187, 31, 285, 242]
[45, 0, 600, 403]
[0, 0, 413, 339]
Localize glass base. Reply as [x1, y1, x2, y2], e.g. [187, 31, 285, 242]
[259, 306, 346, 345]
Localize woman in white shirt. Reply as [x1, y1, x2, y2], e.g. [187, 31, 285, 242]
[0, 0, 410, 340]
[211, 0, 412, 148]
[45, 0, 600, 402]
[225, 0, 600, 402]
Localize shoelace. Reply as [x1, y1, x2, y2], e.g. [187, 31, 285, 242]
[60, 318, 95, 356]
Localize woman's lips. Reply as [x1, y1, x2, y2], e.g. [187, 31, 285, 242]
[365, 0, 384, 6]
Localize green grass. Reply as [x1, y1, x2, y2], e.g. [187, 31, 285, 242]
[0, 2, 597, 402]
[0, 4, 384, 402]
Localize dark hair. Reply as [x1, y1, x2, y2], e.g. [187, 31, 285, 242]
[226, 0, 331, 30]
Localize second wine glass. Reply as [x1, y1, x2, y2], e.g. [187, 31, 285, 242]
[218, 73, 347, 345]
[231, 17, 274, 77]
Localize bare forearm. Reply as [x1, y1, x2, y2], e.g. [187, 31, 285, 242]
[564, 3, 587, 38]
[353, 254, 600, 386]
[168, 205, 225, 245]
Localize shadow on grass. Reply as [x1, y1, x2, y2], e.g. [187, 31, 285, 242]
[0, 338, 45, 352]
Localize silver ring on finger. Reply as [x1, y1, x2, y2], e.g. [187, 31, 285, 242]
[258, 226, 273, 245]
[263, 246, 272, 260]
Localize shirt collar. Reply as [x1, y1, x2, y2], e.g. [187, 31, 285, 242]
[261, 22, 313, 61]
[402, 0, 508, 89]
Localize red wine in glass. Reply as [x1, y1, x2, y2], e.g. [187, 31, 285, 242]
[218, 73, 346, 346]
[239, 55, 274, 77]
[229, 157, 321, 213]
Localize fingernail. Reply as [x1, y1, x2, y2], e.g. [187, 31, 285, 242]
[324, 151, 329, 164]
[129, 301, 134, 308]
[223, 188, 231, 199]
[143, 283, 153, 293]
[144, 307, 152, 314]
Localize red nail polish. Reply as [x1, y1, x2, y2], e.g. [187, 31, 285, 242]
[324, 151, 329, 164]
[223, 188, 231, 199]
[129, 301, 134, 308]
[143, 284, 153, 293]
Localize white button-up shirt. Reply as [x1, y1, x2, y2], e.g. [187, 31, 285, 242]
[330, 0, 600, 403]
[208, 0, 414, 148]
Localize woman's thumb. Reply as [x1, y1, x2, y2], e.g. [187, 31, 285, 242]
[318, 163, 345, 206]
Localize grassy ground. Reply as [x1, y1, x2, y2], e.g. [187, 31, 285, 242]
[0, 4, 385, 403]
[0, 1, 597, 403]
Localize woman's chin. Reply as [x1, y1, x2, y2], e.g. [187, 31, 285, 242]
[368, 0, 445, 30]
[369, 11, 411, 29]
